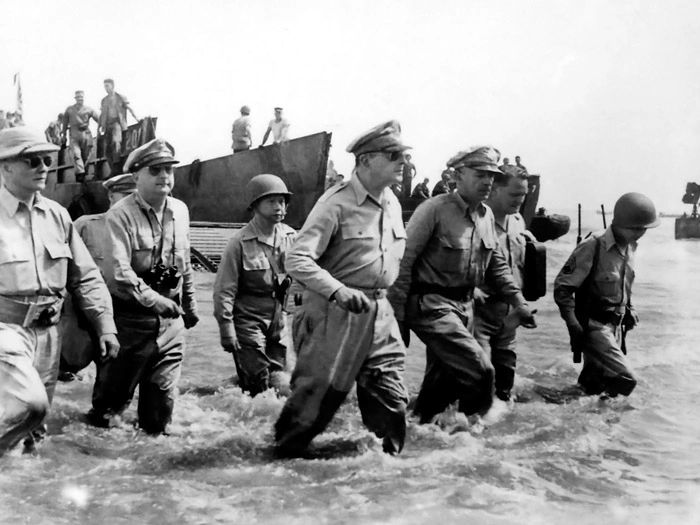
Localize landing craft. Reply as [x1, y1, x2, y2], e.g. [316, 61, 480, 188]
[675, 182, 700, 239]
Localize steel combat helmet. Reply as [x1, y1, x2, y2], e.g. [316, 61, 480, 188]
[612, 192, 660, 229]
[246, 174, 292, 209]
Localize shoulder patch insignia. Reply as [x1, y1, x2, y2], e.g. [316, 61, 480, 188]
[562, 256, 576, 274]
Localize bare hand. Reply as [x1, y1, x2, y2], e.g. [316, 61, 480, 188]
[99, 333, 120, 359]
[221, 336, 241, 354]
[332, 286, 371, 313]
[515, 305, 537, 329]
[566, 321, 585, 351]
[153, 297, 184, 318]
[473, 287, 489, 306]
[183, 312, 199, 329]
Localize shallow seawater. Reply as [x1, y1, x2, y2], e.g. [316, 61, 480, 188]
[2, 213, 699, 524]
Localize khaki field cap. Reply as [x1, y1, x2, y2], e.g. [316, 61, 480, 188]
[124, 138, 179, 173]
[0, 127, 60, 160]
[102, 173, 137, 194]
[447, 146, 502, 174]
[246, 173, 292, 209]
[346, 120, 412, 156]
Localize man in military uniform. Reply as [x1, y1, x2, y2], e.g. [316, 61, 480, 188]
[59, 173, 137, 379]
[213, 174, 296, 396]
[88, 138, 199, 434]
[0, 127, 118, 456]
[231, 105, 252, 153]
[44, 113, 63, 146]
[99, 78, 139, 170]
[432, 168, 453, 196]
[553, 192, 659, 397]
[389, 146, 536, 424]
[473, 165, 532, 406]
[274, 120, 410, 456]
[62, 90, 100, 182]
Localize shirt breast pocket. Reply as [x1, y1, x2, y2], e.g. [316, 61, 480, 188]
[436, 233, 470, 274]
[45, 241, 73, 284]
[241, 244, 271, 272]
[341, 222, 378, 242]
[133, 232, 155, 270]
[595, 271, 621, 298]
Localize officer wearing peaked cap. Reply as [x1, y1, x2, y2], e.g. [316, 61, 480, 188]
[275, 120, 410, 456]
[59, 173, 138, 379]
[89, 137, 199, 434]
[388, 145, 536, 425]
[0, 128, 118, 456]
[553, 192, 659, 398]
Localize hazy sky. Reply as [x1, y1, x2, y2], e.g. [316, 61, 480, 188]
[1, 0, 699, 213]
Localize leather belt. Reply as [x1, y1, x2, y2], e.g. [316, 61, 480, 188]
[353, 287, 388, 300]
[0, 294, 63, 328]
[589, 310, 624, 326]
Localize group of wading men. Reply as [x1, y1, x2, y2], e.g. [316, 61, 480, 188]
[0, 120, 658, 458]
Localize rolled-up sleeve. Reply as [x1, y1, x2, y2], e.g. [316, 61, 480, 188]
[285, 201, 344, 299]
[64, 214, 116, 335]
[213, 235, 242, 340]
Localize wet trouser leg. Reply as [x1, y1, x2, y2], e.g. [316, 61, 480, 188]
[233, 297, 286, 396]
[137, 316, 185, 434]
[92, 313, 158, 421]
[275, 291, 407, 454]
[356, 306, 407, 453]
[0, 323, 60, 456]
[408, 293, 494, 422]
[474, 300, 517, 401]
[579, 319, 637, 396]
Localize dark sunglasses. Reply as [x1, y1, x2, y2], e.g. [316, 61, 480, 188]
[19, 155, 53, 169]
[148, 165, 174, 176]
[367, 150, 406, 162]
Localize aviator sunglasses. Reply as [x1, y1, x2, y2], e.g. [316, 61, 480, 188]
[19, 155, 53, 169]
[366, 150, 407, 162]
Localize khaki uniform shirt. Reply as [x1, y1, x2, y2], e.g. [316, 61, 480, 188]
[285, 173, 406, 299]
[63, 104, 99, 138]
[231, 116, 252, 150]
[0, 186, 116, 335]
[213, 220, 296, 340]
[479, 213, 529, 298]
[74, 213, 107, 271]
[389, 193, 525, 321]
[99, 92, 129, 129]
[103, 192, 197, 315]
[553, 227, 635, 316]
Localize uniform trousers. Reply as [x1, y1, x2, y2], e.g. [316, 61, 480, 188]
[474, 298, 517, 401]
[104, 121, 124, 166]
[0, 322, 60, 456]
[91, 311, 185, 434]
[579, 319, 637, 396]
[275, 289, 407, 454]
[408, 293, 494, 422]
[233, 295, 286, 395]
[69, 131, 93, 176]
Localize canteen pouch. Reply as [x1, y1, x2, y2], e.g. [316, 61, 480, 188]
[522, 238, 546, 301]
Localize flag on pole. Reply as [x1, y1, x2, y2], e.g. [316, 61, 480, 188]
[13, 72, 22, 119]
